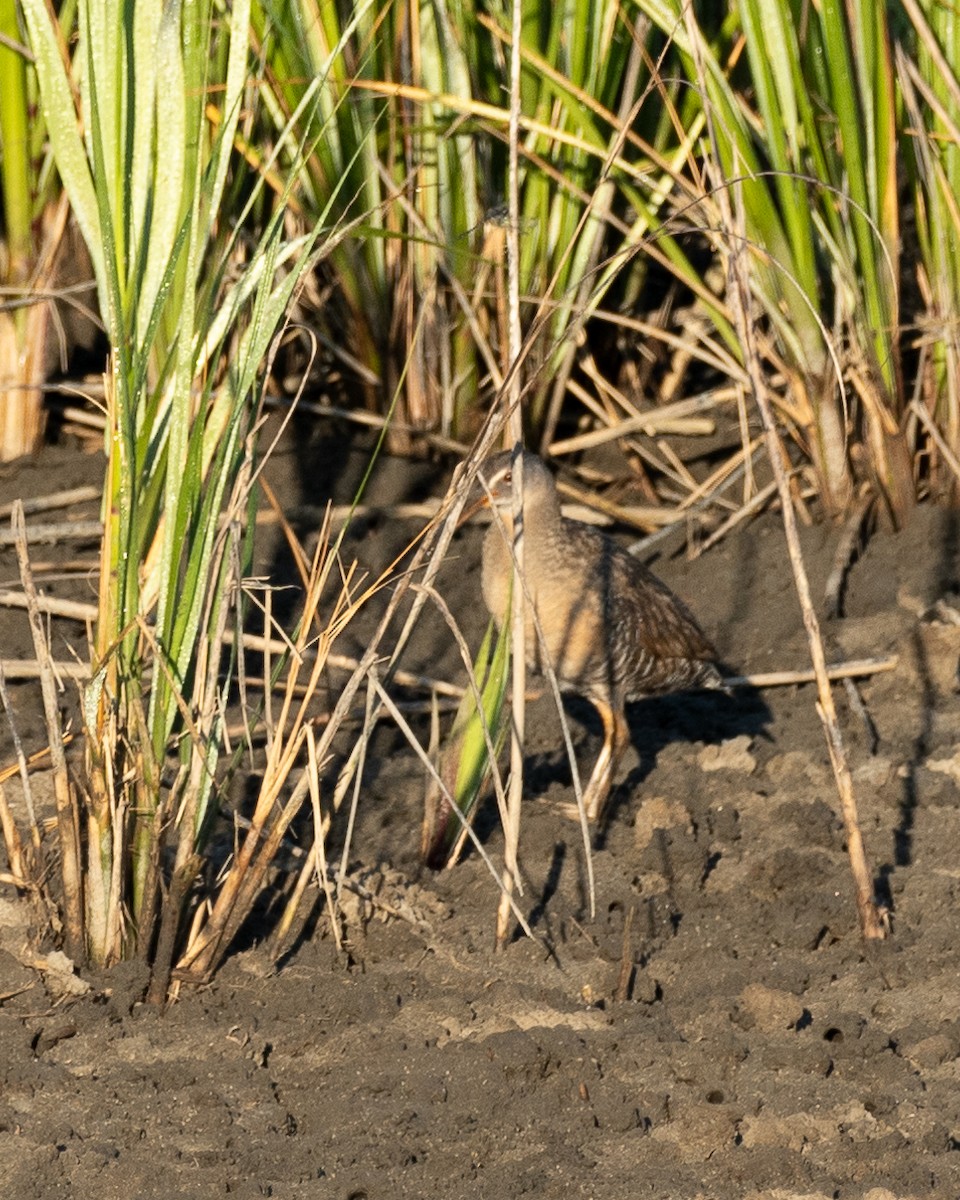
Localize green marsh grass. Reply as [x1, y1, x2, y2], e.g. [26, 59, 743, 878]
[5, 0, 960, 973]
[631, 0, 913, 521]
[899, 0, 960, 500]
[16, 0, 340, 992]
[251, 0, 709, 446]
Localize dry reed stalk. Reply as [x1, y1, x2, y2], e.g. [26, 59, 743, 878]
[12, 502, 84, 958]
[0, 779, 27, 887]
[842, 676, 879, 753]
[332, 675, 376, 905]
[547, 395, 717, 455]
[0, 520, 104, 545]
[177, 773, 314, 982]
[255, 500, 444, 529]
[56, 407, 106, 439]
[372, 676, 534, 939]
[0, 485, 100, 520]
[0, 666, 45, 849]
[257, 475, 313, 587]
[0, 197, 73, 461]
[824, 491, 875, 618]
[269, 843, 323, 964]
[306, 725, 341, 949]
[589, 338, 702, 424]
[263, 724, 341, 966]
[728, 266, 886, 940]
[6, 561, 99, 579]
[175, 502, 397, 983]
[0, 979, 35, 1001]
[761, 426, 884, 928]
[654, 435, 700, 496]
[696, 480, 780, 555]
[596, 309, 746, 384]
[609, 428, 704, 507]
[628, 453, 762, 557]
[909, 398, 960, 487]
[0, 659, 89, 680]
[722, 656, 898, 689]
[234, 632, 466, 699]
[681, 435, 765, 512]
[0, 579, 466, 699]
[556, 478, 681, 533]
[227, 689, 458, 723]
[495, 0, 528, 950]
[0, 589, 96, 621]
[613, 903, 636, 1004]
[689, 11, 887, 937]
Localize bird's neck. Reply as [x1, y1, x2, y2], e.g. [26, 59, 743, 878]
[492, 492, 563, 552]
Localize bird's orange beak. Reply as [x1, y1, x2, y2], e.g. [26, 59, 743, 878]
[456, 493, 490, 529]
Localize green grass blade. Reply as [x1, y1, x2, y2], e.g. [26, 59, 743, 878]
[0, 0, 34, 276]
[19, 0, 104, 297]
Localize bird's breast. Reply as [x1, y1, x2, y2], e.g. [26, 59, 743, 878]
[481, 521, 607, 690]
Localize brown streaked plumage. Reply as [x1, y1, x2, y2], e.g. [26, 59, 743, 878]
[475, 449, 723, 822]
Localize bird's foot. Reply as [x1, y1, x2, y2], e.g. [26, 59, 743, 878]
[552, 777, 611, 825]
[554, 797, 587, 823]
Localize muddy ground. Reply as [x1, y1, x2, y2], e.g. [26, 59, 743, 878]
[0, 430, 958, 1199]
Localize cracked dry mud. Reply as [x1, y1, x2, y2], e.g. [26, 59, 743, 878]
[0, 437, 958, 1199]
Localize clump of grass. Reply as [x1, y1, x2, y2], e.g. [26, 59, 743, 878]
[251, 0, 703, 450]
[173, 507, 381, 991]
[627, 0, 911, 523]
[8, 0, 346, 994]
[898, 0, 960, 502]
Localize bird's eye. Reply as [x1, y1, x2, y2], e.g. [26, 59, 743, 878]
[503, 471, 512, 484]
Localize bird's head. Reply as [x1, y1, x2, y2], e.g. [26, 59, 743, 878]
[466, 449, 556, 519]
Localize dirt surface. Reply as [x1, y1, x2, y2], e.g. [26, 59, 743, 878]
[0, 433, 959, 1199]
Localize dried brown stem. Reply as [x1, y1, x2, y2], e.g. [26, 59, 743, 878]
[0, 520, 103, 545]
[0, 659, 90, 680]
[0, 780, 28, 887]
[548, 395, 718, 455]
[696, 480, 780, 555]
[0, 589, 467, 698]
[0, 665, 46, 844]
[909, 398, 960, 488]
[735, 310, 885, 939]
[722, 657, 898, 689]
[0, 589, 97, 621]
[613, 904, 636, 1004]
[682, 6, 886, 939]
[824, 492, 874, 619]
[372, 676, 533, 939]
[12, 503, 85, 959]
[490, 0, 530, 950]
[702, 190, 886, 940]
[0, 485, 100, 521]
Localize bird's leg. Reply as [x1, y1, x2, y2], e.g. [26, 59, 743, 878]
[581, 699, 630, 823]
